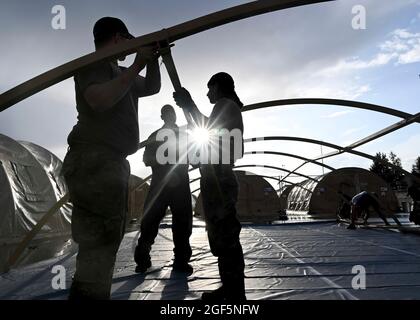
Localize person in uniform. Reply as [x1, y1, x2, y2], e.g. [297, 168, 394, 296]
[407, 178, 420, 225]
[134, 105, 193, 274]
[62, 17, 161, 299]
[173, 72, 246, 301]
[348, 191, 390, 229]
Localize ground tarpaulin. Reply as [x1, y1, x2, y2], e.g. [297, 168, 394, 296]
[1, 219, 420, 300]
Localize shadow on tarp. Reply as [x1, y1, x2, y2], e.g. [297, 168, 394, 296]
[0, 251, 75, 300]
[160, 270, 189, 300]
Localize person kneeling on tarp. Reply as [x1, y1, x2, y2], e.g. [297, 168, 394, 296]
[348, 191, 390, 230]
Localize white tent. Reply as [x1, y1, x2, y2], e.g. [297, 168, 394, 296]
[0, 134, 72, 272]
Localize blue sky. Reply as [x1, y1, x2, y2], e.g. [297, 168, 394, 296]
[1, 0, 420, 190]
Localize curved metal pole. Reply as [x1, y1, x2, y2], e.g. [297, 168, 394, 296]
[188, 174, 292, 184]
[235, 164, 318, 182]
[257, 175, 313, 194]
[7, 194, 70, 270]
[191, 177, 313, 195]
[191, 187, 201, 194]
[282, 112, 420, 182]
[137, 133, 416, 192]
[0, 0, 334, 112]
[242, 98, 419, 123]
[245, 135, 413, 180]
[188, 163, 318, 184]
[133, 146, 332, 190]
[245, 150, 334, 171]
[189, 172, 304, 191]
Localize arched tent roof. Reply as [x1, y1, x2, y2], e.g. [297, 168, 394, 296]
[280, 185, 294, 211]
[0, 134, 71, 237]
[0, 134, 72, 272]
[194, 170, 280, 223]
[287, 167, 400, 220]
[19, 141, 71, 224]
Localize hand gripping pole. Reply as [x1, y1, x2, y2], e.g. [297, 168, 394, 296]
[159, 42, 195, 127]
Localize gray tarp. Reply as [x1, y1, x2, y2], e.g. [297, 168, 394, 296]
[1, 220, 420, 300]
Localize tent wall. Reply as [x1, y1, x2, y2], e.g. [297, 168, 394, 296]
[287, 179, 318, 212]
[280, 185, 294, 211]
[0, 134, 60, 238]
[0, 164, 15, 241]
[195, 171, 280, 223]
[287, 167, 399, 219]
[20, 141, 72, 229]
[0, 134, 73, 272]
[127, 175, 149, 226]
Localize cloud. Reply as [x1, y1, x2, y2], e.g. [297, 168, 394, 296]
[391, 133, 420, 169]
[399, 45, 420, 64]
[323, 110, 354, 119]
[286, 81, 371, 100]
[318, 28, 420, 77]
[319, 53, 397, 76]
[342, 126, 365, 137]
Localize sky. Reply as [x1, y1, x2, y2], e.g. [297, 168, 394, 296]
[1, 0, 420, 192]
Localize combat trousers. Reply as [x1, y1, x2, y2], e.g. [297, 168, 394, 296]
[62, 144, 130, 300]
[137, 177, 192, 264]
[200, 166, 245, 297]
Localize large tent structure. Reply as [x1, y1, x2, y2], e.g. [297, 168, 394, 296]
[0, 134, 73, 272]
[286, 167, 400, 220]
[194, 170, 281, 223]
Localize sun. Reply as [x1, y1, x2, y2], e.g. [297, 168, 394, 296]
[191, 127, 210, 145]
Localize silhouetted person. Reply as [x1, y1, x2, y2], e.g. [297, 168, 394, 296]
[134, 105, 193, 274]
[173, 72, 246, 301]
[407, 179, 420, 224]
[348, 191, 390, 229]
[61, 17, 161, 300]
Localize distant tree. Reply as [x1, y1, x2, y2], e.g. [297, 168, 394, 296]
[370, 151, 404, 189]
[389, 151, 402, 168]
[370, 152, 391, 181]
[412, 156, 420, 178]
[389, 151, 404, 184]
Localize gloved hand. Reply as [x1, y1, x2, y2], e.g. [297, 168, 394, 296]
[173, 87, 194, 110]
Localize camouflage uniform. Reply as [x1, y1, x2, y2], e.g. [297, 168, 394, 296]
[62, 144, 130, 299]
[137, 170, 192, 264]
[135, 125, 192, 266]
[196, 97, 246, 299]
[63, 56, 146, 299]
[200, 164, 245, 298]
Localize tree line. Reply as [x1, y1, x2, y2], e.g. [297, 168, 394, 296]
[370, 152, 420, 190]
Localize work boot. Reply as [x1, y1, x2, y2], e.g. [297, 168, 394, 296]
[68, 281, 110, 300]
[134, 245, 151, 273]
[172, 260, 193, 275]
[347, 223, 356, 230]
[201, 286, 226, 301]
[202, 286, 247, 301]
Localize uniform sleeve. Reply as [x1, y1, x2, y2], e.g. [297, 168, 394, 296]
[210, 99, 244, 135]
[209, 99, 235, 130]
[75, 62, 112, 94]
[143, 131, 159, 167]
[209, 99, 244, 163]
